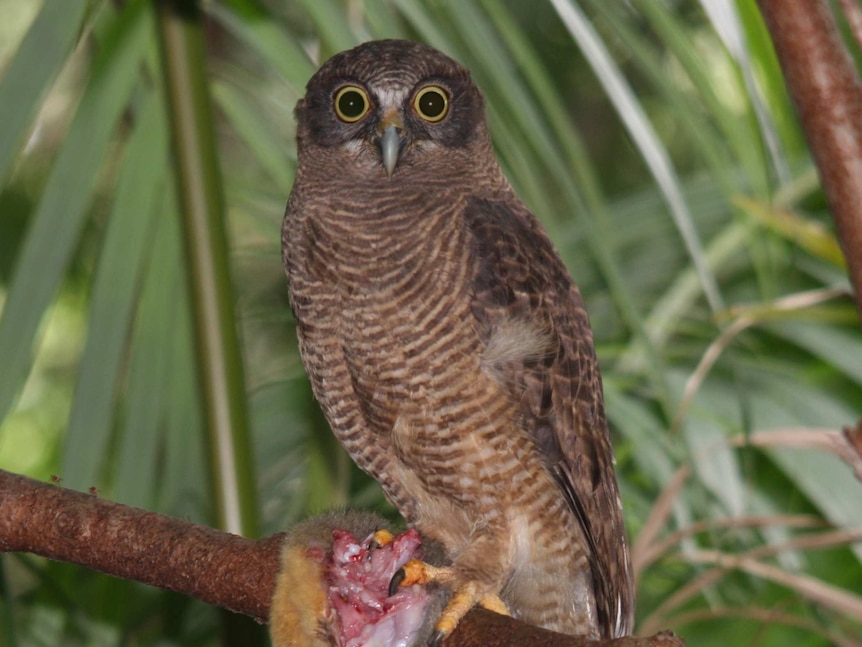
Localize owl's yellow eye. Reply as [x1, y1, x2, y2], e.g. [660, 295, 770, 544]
[413, 86, 449, 122]
[334, 86, 370, 122]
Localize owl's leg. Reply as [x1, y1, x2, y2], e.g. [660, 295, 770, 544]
[392, 559, 510, 624]
[390, 542, 511, 643]
[436, 582, 510, 640]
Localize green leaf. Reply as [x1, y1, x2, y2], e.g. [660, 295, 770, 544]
[114, 205, 180, 510]
[767, 320, 862, 388]
[0, 0, 152, 425]
[294, 0, 364, 56]
[213, 80, 294, 189]
[0, 0, 90, 183]
[769, 446, 862, 562]
[61, 90, 168, 490]
[552, 0, 724, 314]
[208, 1, 314, 90]
[158, 197, 208, 521]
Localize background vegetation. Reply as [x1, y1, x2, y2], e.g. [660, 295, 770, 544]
[1, 0, 861, 645]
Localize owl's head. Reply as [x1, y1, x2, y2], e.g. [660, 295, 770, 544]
[295, 39, 489, 180]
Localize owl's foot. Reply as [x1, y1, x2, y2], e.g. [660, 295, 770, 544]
[390, 559, 510, 643]
[369, 528, 395, 549]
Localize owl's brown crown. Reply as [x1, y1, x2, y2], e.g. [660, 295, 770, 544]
[313, 39, 468, 91]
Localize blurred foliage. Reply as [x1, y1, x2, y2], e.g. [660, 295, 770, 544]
[1, 0, 861, 645]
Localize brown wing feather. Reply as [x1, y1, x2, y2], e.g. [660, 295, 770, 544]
[465, 197, 634, 638]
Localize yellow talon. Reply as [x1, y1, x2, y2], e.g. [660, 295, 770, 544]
[394, 559, 455, 589]
[434, 581, 511, 639]
[391, 561, 511, 641]
[398, 559, 425, 586]
[434, 581, 479, 637]
[434, 582, 512, 642]
[370, 528, 395, 548]
[479, 592, 510, 616]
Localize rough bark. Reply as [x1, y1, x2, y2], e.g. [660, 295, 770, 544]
[0, 469, 283, 622]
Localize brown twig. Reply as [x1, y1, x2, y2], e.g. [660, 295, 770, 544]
[631, 466, 689, 581]
[0, 469, 682, 646]
[844, 420, 862, 481]
[640, 528, 862, 635]
[660, 607, 861, 647]
[635, 513, 827, 578]
[757, 0, 862, 325]
[735, 426, 862, 483]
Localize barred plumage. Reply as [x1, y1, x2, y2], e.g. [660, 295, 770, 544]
[283, 39, 634, 639]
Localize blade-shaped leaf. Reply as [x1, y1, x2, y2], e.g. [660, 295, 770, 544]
[114, 206, 179, 509]
[0, 1, 152, 424]
[213, 80, 294, 189]
[0, 0, 89, 183]
[61, 91, 167, 490]
[550, 0, 724, 313]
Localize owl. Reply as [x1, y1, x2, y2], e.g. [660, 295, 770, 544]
[282, 39, 634, 641]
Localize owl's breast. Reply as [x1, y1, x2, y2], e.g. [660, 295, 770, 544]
[286, 188, 485, 413]
[334, 238, 481, 420]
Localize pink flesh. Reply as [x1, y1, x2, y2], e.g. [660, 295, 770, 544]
[325, 528, 430, 647]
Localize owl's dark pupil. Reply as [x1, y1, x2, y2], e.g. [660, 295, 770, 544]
[420, 92, 446, 117]
[338, 91, 366, 118]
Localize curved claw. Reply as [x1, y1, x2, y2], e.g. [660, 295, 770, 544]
[388, 567, 407, 597]
[428, 629, 445, 647]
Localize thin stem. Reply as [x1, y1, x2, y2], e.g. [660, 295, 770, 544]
[153, 0, 259, 539]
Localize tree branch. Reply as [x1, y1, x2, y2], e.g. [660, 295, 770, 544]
[757, 0, 862, 324]
[0, 469, 683, 646]
[0, 469, 281, 622]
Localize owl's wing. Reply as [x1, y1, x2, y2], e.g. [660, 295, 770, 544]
[465, 197, 634, 638]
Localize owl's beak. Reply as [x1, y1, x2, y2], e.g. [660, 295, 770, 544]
[379, 125, 402, 178]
